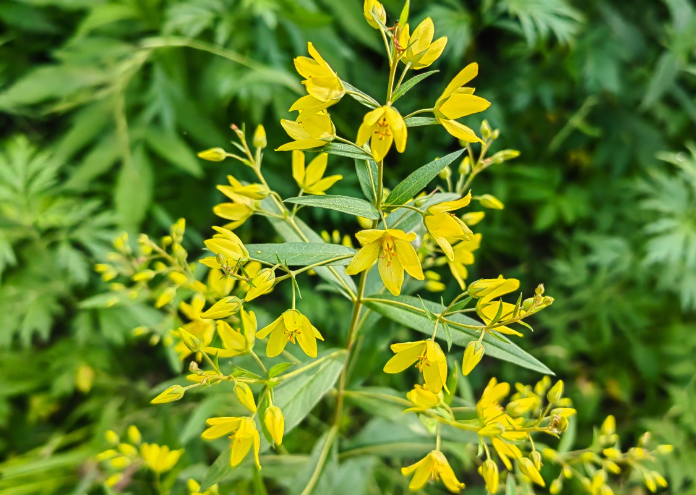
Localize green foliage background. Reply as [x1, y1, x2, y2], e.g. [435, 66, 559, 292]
[0, 0, 694, 493]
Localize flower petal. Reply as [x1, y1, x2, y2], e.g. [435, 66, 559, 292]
[393, 238, 424, 281]
[345, 241, 380, 275]
[378, 251, 404, 295]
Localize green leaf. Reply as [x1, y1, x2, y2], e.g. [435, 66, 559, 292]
[145, 127, 203, 177]
[363, 294, 554, 375]
[342, 81, 379, 109]
[315, 142, 373, 160]
[448, 297, 473, 313]
[201, 350, 346, 489]
[392, 71, 438, 103]
[285, 195, 380, 220]
[506, 471, 517, 495]
[115, 146, 153, 229]
[404, 116, 439, 127]
[288, 428, 338, 495]
[245, 243, 355, 267]
[268, 362, 294, 378]
[385, 150, 465, 206]
[355, 159, 379, 204]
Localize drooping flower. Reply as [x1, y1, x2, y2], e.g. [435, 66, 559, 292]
[434, 63, 491, 142]
[405, 384, 442, 412]
[204, 226, 249, 263]
[346, 229, 423, 296]
[444, 233, 481, 290]
[293, 42, 344, 118]
[213, 199, 255, 230]
[397, 18, 448, 70]
[200, 296, 243, 320]
[424, 192, 474, 260]
[234, 383, 257, 413]
[401, 450, 465, 493]
[256, 309, 324, 358]
[471, 276, 523, 336]
[277, 111, 336, 151]
[461, 341, 485, 376]
[356, 105, 407, 162]
[479, 459, 500, 494]
[292, 151, 342, 195]
[175, 293, 216, 360]
[201, 417, 260, 469]
[244, 268, 276, 301]
[363, 0, 386, 29]
[384, 340, 448, 393]
[204, 309, 256, 358]
[217, 175, 268, 201]
[140, 443, 184, 474]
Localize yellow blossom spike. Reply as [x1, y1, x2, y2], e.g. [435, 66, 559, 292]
[401, 451, 465, 493]
[264, 405, 285, 446]
[346, 229, 423, 295]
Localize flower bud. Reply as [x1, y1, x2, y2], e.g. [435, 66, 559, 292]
[105, 474, 123, 488]
[519, 457, 545, 487]
[462, 341, 485, 376]
[179, 328, 202, 352]
[264, 405, 285, 446]
[478, 194, 504, 209]
[105, 430, 120, 445]
[653, 472, 668, 488]
[656, 444, 673, 455]
[234, 383, 257, 413]
[506, 397, 536, 416]
[459, 156, 471, 175]
[201, 296, 242, 319]
[438, 166, 452, 180]
[551, 407, 576, 418]
[406, 384, 441, 409]
[490, 149, 520, 164]
[604, 460, 621, 474]
[478, 423, 505, 437]
[542, 448, 557, 461]
[363, 0, 386, 29]
[168, 271, 188, 286]
[253, 124, 267, 149]
[644, 472, 657, 493]
[132, 270, 155, 282]
[547, 380, 564, 403]
[550, 479, 562, 494]
[245, 268, 276, 301]
[357, 216, 373, 229]
[461, 211, 485, 226]
[491, 129, 500, 139]
[197, 147, 227, 162]
[601, 415, 616, 436]
[127, 425, 142, 445]
[155, 287, 176, 308]
[603, 448, 621, 459]
[531, 450, 542, 470]
[151, 385, 185, 404]
[480, 459, 499, 494]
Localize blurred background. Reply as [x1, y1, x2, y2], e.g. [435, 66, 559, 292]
[0, 0, 695, 493]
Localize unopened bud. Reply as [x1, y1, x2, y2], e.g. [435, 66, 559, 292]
[601, 415, 616, 436]
[462, 341, 485, 376]
[478, 194, 504, 209]
[197, 147, 227, 162]
[480, 120, 492, 139]
[490, 149, 521, 164]
[151, 385, 185, 404]
[234, 383, 257, 413]
[253, 124, 267, 149]
[127, 425, 142, 445]
[179, 328, 202, 352]
[459, 156, 471, 175]
[438, 166, 452, 180]
[547, 380, 564, 403]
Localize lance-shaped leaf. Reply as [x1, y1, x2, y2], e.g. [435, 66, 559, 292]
[404, 116, 439, 127]
[245, 243, 356, 267]
[363, 294, 554, 375]
[392, 70, 438, 103]
[285, 195, 380, 220]
[201, 350, 346, 489]
[355, 159, 379, 204]
[314, 142, 373, 160]
[384, 149, 465, 206]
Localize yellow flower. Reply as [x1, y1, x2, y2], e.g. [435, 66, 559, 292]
[446, 233, 481, 290]
[363, 0, 386, 29]
[217, 175, 268, 201]
[151, 385, 185, 404]
[472, 276, 523, 336]
[519, 457, 545, 487]
[292, 151, 342, 195]
[213, 199, 254, 230]
[235, 383, 257, 413]
[346, 229, 424, 296]
[293, 42, 344, 116]
[356, 105, 407, 162]
[397, 18, 448, 70]
[401, 451, 465, 493]
[204, 226, 249, 263]
[277, 110, 336, 151]
[405, 384, 442, 412]
[204, 316, 251, 358]
[434, 63, 491, 143]
[207, 265, 235, 297]
[244, 268, 276, 301]
[256, 309, 324, 358]
[424, 192, 474, 260]
[264, 405, 285, 446]
[384, 340, 448, 394]
[200, 296, 243, 320]
[479, 459, 499, 494]
[140, 443, 184, 474]
[176, 294, 216, 360]
[201, 417, 260, 469]
[491, 437, 522, 471]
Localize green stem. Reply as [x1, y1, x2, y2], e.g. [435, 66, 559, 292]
[394, 62, 411, 94]
[403, 108, 434, 119]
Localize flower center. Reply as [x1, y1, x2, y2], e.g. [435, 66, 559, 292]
[375, 118, 392, 140]
[284, 326, 301, 344]
[415, 349, 431, 372]
[380, 235, 397, 266]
